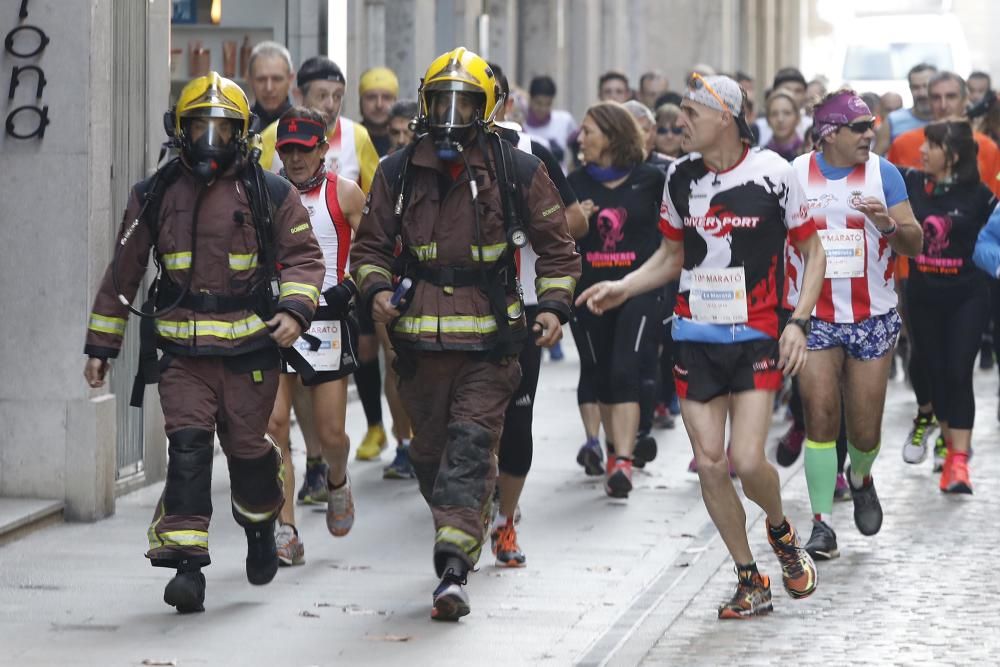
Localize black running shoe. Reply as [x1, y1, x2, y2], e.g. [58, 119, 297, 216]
[633, 433, 658, 468]
[775, 425, 805, 467]
[163, 566, 206, 614]
[576, 439, 604, 476]
[297, 459, 329, 504]
[846, 466, 883, 536]
[804, 519, 840, 561]
[431, 568, 470, 621]
[245, 521, 279, 585]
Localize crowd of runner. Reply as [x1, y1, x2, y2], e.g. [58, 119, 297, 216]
[90, 36, 1000, 621]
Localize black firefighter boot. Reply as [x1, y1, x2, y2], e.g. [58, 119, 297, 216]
[163, 559, 206, 613]
[244, 521, 279, 585]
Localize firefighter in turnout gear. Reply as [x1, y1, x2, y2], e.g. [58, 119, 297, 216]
[349, 47, 581, 621]
[83, 72, 324, 613]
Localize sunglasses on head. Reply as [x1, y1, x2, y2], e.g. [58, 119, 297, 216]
[688, 72, 730, 114]
[840, 119, 876, 134]
[657, 125, 684, 135]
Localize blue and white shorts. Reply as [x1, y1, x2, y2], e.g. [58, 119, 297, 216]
[806, 309, 902, 361]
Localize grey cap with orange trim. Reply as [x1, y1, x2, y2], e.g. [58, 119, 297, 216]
[685, 74, 754, 142]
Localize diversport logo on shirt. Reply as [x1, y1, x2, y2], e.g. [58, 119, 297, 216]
[683, 204, 761, 237]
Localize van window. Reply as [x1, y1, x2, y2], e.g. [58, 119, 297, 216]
[843, 43, 953, 80]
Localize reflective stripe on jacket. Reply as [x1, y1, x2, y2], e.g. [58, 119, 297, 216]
[85, 163, 324, 358]
[350, 135, 580, 352]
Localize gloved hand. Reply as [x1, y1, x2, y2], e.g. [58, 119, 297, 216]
[323, 280, 358, 319]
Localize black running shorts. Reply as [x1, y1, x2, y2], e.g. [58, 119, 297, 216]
[673, 339, 782, 403]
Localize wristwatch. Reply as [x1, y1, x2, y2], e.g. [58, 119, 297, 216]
[787, 317, 811, 336]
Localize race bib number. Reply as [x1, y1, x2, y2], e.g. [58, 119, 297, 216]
[818, 228, 866, 279]
[689, 267, 749, 324]
[291, 320, 341, 372]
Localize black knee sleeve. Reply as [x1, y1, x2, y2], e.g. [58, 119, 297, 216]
[228, 446, 282, 523]
[165, 428, 215, 516]
[432, 422, 493, 509]
[354, 359, 383, 425]
[499, 406, 533, 477]
[639, 376, 657, 432]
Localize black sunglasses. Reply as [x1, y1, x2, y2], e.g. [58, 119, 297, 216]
[841, 120, 876, 134]
[276, 143, 322, 155]
[657, 125, 684, 135]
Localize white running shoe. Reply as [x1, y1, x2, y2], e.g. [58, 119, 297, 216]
[326, 475, 355, 537]
[902, 413, 936, 464]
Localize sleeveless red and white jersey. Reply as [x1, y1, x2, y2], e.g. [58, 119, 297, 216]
[785, 152, 895, 323]
[300, 172, 351, 303]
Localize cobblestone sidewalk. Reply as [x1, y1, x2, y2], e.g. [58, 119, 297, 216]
[641, 372, 1000, 666]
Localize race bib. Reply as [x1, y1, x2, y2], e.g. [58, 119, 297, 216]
[688, 267, 749, 324]
[818, 228, 866, 279]
[291, 320, 341, 372]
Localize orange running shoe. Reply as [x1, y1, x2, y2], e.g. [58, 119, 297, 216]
[718, 571, 772, 619]
[945, 452, 973, 494]
[767, 521, 817, 599]
[939, 447, 954, 492]
[493, 518, 526, 567]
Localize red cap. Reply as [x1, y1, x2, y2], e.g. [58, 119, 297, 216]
[276, 117, 326, 149]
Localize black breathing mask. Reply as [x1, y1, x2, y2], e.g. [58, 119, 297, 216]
[182, 118, 240, 184]
[427, 90, 482, 161]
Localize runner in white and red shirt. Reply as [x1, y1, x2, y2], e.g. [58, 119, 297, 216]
[577, 75, 827, 620]
[265, 107, 367, 568]
[785, 90, 921, 562]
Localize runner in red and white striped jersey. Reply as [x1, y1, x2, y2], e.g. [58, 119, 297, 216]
[785, 90, 922, 562]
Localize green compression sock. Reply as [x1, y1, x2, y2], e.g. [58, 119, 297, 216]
[804, 439, 837, 517]
[847, 441, 880, 485]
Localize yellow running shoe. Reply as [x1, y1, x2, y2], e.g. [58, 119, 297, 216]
[355, 424, 388, 460]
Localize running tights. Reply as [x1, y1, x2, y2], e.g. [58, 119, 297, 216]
[907, 281, 989, 430]
[573, 289, 662, 405]
[499, 307, 542, 477]
[354, 358, 383, 426]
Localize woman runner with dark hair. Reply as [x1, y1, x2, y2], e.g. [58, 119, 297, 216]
[569, 102, 666, 498]
[906, 121, 998, 493]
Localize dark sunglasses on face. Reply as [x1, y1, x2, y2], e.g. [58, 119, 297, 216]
[277, 144, 321, 156]
[841, 120, 876, 134]
[657, 125, 684, 135]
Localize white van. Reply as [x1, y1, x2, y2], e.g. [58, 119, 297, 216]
[833, 13, 971, 106]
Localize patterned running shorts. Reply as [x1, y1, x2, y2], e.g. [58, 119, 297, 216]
[806, 309, 902, 361]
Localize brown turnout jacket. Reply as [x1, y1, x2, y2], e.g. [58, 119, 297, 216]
[350, 134, 581, 352]
[85, 161, 324, 359]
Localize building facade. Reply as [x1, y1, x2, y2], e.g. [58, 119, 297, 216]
[0, 0, 800, 523]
